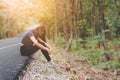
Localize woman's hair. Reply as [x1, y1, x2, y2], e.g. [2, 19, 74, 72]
[32, 25, 46, 42]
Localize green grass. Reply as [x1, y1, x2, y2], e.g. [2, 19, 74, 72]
[56, 37, 120, 71]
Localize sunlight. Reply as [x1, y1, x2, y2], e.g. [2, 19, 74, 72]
[0, 0, 54, 29]
[23, 0, 28, 3]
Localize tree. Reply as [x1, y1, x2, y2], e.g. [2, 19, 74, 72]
[97, 0, 107, 49]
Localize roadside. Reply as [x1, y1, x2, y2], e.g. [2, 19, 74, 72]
[0, 37, 28, 80]
[18, 42, 120, 80]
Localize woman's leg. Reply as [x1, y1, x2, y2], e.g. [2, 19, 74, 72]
[20, 46, 27, 56]
[28, 46, 39, 59]
[40, 43, 51, 62]
[41, 49, 51, 62]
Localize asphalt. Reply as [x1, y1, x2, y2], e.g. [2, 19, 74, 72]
[0, 37, 28, 80]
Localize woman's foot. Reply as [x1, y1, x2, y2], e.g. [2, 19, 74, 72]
[46, 61, 55, 67]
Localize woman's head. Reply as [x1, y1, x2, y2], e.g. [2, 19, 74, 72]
[32, 24, 46, 41]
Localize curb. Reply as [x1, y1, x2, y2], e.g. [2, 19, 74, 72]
[13, 59, 32, 80]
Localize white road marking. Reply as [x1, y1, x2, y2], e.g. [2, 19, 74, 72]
[0, 43, 20, 50]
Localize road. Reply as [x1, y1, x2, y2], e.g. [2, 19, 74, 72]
[0, 37, 28, 80]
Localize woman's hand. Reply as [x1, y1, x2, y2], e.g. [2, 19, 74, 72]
[49, 47, 52, 51]
[46, 48, 52, 55]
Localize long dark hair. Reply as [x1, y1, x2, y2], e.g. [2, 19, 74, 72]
[32, 25, 46, 42]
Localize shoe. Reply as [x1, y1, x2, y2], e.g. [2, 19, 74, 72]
[46, 61, 55, 67]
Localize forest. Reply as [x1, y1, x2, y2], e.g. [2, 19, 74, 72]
[0, 0, 120, 76]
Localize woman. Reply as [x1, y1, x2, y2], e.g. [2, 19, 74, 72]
[20, 25, 52, 63]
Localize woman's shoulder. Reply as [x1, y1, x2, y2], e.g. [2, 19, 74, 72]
[26, 30, 34, 37]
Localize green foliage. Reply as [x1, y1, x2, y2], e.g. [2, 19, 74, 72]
[105, 49, 115, 55]
[70, 39, 77, 52]
[56, 37, 65, 48]
[99, 60, 120, 70]
[82, 49, 104, 65]
[91, 52, 104, 65]
[42, 70, 49, 76]
[85, 37, 98, 49]
[71, 37, 120, 71]
[78, 19, 87, 27]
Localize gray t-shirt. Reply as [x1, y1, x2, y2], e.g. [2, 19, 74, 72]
[21, 30, 34, 46]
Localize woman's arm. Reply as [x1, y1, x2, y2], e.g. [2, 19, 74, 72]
[38, 37, 52, 50]
[30, 36, 52, 54]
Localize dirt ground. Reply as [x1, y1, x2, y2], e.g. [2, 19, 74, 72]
[18, 43, 120, 80]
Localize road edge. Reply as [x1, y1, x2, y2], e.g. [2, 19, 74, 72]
[13, 58, 33, 80]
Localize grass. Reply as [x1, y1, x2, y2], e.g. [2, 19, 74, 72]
[56, 37, 120, 71]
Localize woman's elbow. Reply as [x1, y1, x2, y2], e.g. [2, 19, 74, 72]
[33, 41, 39, 46]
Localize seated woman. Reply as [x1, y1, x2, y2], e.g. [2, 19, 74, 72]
[20, 24, 52, 63]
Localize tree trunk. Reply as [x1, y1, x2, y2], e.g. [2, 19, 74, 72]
[60, 0, 71, 47]
[53, 0, 57, 43]
[78, 0, 83, 38]
[92, 3, 97, 36]
[97, 0, 107, 50]
[65, 0, 75, 51]
[79, 0, 83, 19]
[62, 2, 70, 42]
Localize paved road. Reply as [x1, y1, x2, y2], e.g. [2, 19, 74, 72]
[0, 37, 28, 80]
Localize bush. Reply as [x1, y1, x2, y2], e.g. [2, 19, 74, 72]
[56, 37, 65, 48]
[99, 60, 120, 70]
